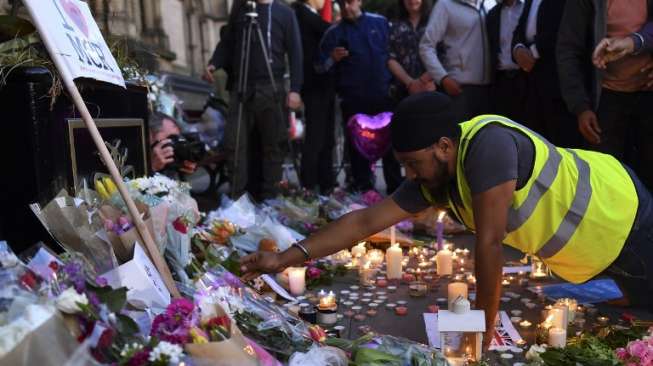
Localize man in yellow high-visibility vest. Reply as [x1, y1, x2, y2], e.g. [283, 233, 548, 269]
[240, 92, 653, 347]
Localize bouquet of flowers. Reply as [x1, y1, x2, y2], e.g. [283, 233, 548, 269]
[305, 260, 347, 290]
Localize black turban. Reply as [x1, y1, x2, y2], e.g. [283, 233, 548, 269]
[391, 92, 462, 153]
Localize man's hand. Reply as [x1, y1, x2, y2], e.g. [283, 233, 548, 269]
[203, 65, 216, 83]
[593, 37, 635, 69]
[331, 47, 349, 62]
[441, 76, 463, 96]
[513, 46, 536, 72]
[577, 110, 602, 144]
[151, 139, 174, 172]
[287, 91, 302, 110]
[240, 251, 285, 282]
[407, 78, 437, 95]
[179, 161, 198, 175]
[641, 62, 653, 89]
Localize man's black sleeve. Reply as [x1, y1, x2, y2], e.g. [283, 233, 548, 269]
[556, 0, 593, 116]
[285, 10, 304, 93]
[209, 23, 235, 69]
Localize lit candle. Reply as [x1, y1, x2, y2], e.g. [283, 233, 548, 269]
[366, 249, 384, 267]
[548, 327, 566, 348]
[359, 261, 377, 286]
[436, 248, 453, 276]
[466, 274, 476, 285]
[519, 320, 532, 329]
[550, 306, 568, 330]
[395, 305, 408, 315]
[597, 316, 609, 325]
[352, 242, 367, 258]
[436, 211, 445, 250]
[502, 278, 511, 286]
[318, 291, 336, 310]
[462, 248, 470, 258]
[386, 243, 403, 280]
[556, 298, 577, 323]
[531, 258, 547, 279]
[447, 282, 468, 309]
[288, 267, 306, 296]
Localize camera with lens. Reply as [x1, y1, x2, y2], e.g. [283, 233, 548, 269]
[163, 133, 208, 167]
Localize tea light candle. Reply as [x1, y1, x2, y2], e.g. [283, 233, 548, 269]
[502, 278, 511, 286]
[520, 320, 532, 329]
[597, 316, 609, 325]
[288, 267, 307, 296]
[387, 286, 397, 293]
[453, 274, 464, 281]
[386, 303, 397, 311]
[409, 281, 428, 297]
[396, 300, 408, 306]
[386, 243, 403, 280]
[447, 282, 468, 309]
[352, 242, 367, 258]
[376, 278, 388, 287]
[548, 327, 566, 348]
[395, 306, 408, 315]
[436, 248, 453, 276]
[318, 291, 337, 310]
[349, 285, 359, 291]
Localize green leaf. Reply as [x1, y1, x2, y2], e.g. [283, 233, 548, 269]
[97, 287, 128, 313]
[115, 314, 140, 335]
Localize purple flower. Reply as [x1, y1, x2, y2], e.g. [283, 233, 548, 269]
[150, 298, 198, 344]
[63, 261, 86, 293]
[616, 348, 629, 360]
[87, 292, 101, 309]
[95, 276, 108, 287]
[127, 349, 150, 366]
[361, 190, 383, 206]
[307, 267, 322, 279]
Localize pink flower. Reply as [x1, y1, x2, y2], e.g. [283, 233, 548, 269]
[616, 348, 629, 360]
[307, 267, 322, 279]
[150, 298, 197, 344]
[362, 190, 383, 206]
[628, 340, 649, 360]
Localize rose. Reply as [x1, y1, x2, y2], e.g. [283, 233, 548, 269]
[55, 287, 89, 314]
[307, 267, 323, 279]
[627, 340, 649, 360]
[616, 347, 629, 360]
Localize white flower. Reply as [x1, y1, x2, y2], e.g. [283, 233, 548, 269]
[55, 287, 89, 314]
[149, 341, 184, 364]
[525, 344, 547, 362]
[0, 252, 19, 268]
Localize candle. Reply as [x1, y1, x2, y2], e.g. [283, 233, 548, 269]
[390, 225, 396, 245]
[556, 298, 577, 323]
[376, 278, 388, 287]
[352, 242, 367, 258]
[409, 281, 428, 297]
[519, 320, 532, 329]
[359, 261, 377, 286]
[531, 258, 548, 279]
[466, 274, 476, 285]
[502, 279, 511, 286]
[288, 267, 307, 296]
[447, 282, 468, 309]
[366, 249, 384, 267]
[436, 211, 445, 250]
[550, 306, 568, 330]
[436, 248, 453, 276]
[386, 243, 403, 280]
[318, 291, 336, 310]
[548, 327, 567, 348]
[597, 316, 609, 325]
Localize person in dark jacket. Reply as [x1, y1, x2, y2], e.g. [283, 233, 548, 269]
[557, 0, 653, 189]
[205, 0, 304, 199]
[293, 0, 337, 194]
[509, 0, 580, 147]
[486, 0, 529, 123]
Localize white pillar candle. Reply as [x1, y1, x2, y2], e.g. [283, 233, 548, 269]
[550, 306, 568, 330]
[436, 249, 453, 276]
[352, 242, 367, 258]
[548, 327, 567, 348]
[386, 243, 403, 279]
[447, 282, 468, 309]
[288, 267, 306, 296]
[556, 298, 577, 323]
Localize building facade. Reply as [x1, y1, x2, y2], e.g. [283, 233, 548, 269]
[1, 0, 231, 76]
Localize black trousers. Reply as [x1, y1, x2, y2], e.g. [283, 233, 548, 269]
[492, 69, 529, 123]
[446, 85, 492, 121]
[594, 89, 653, 190]
[300, 87, 336, 193]
[341, 99, 403, 194]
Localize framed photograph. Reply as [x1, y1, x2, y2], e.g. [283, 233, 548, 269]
[66, 118, 148, 193]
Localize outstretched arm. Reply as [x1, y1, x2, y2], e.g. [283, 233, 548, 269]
[240, 197, 412, 280]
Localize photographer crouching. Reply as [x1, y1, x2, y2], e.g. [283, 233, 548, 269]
[149, 112, 201, 179]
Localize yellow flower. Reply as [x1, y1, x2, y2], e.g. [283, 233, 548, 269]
[190, 327, 209, 344]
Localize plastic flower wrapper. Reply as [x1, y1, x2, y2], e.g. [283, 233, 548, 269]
[327, 333, 448, 366]
[288, 344, 349, 366]
[165, 206, 194, 270]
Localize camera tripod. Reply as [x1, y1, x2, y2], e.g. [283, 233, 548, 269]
[231, 0, 297, 198]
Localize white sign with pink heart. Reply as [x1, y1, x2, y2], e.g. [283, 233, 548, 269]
[23, 0, 125, 88]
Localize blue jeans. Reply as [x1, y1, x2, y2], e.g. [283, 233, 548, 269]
[602, 166, 653, 310]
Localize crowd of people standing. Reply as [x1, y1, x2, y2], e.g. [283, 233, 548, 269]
[203, 0, 653, 200]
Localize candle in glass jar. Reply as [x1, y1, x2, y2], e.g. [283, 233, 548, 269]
[288, 267, 307, 296]
[556, 298, 577, 323]
[550, 306, 568, 330]
[318, 291, 337, 310]
[548, 327, 566, 348]
[352, 242, 367, 258]
[386, 243, 403, 279]
[366, 249, 384, 267]
[447, 282, 468, 309]
[436, 248, 453, 276]
[359, 261, 377, 286]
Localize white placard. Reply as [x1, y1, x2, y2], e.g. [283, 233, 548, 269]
[101, 244, 171, 310]
[23, 0, 125, 87]
[261, 274, 297, 302]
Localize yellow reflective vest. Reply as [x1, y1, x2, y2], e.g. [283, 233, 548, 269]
[421, 115, 638, 283]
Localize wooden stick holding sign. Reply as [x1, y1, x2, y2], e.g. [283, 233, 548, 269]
[22, 0, 180, 298]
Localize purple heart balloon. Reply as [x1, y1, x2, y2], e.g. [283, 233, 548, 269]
[347, 112, 393, 162]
